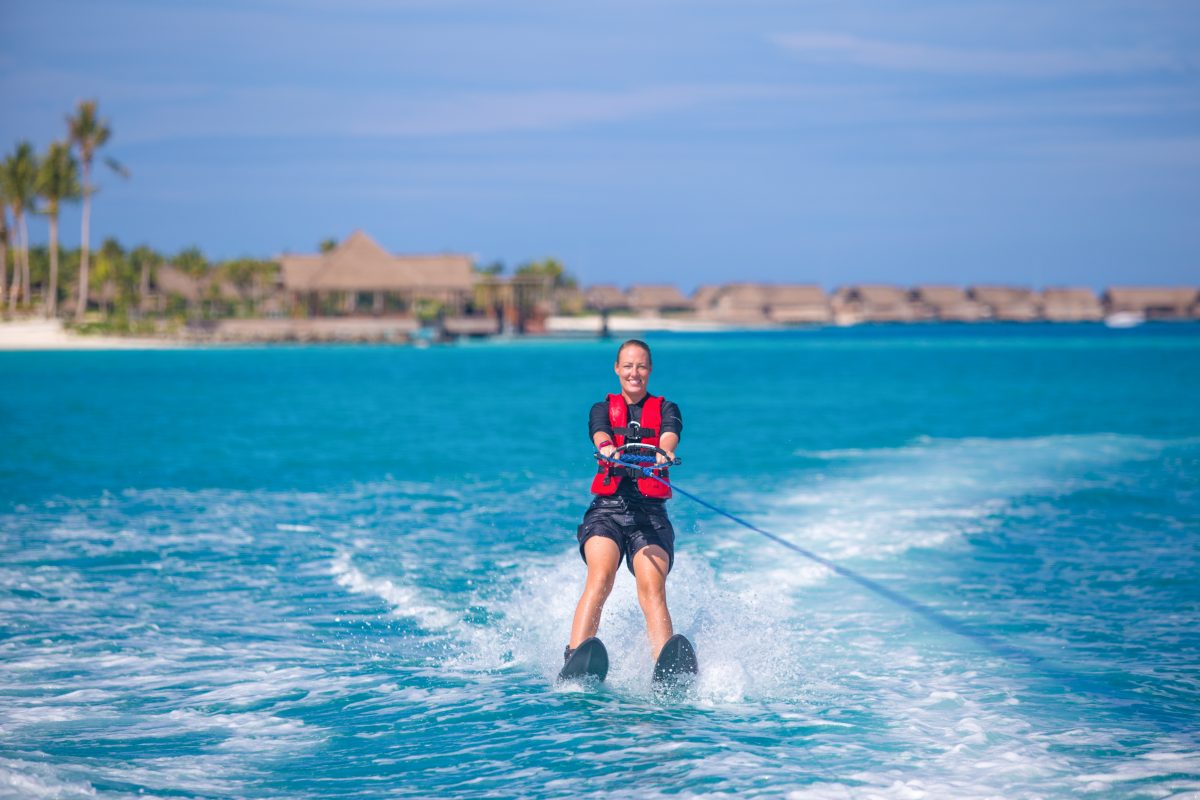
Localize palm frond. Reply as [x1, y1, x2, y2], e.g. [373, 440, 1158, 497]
[104, 156, 130, 178]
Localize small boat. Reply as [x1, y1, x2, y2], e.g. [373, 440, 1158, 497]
[1105, 312, 1145, 329]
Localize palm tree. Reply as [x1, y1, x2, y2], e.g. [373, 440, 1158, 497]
[67, 100, 127, 320]
[0, 142, 38, 311]
[35, 141, 82, 317]
[0, 193, 9, 308]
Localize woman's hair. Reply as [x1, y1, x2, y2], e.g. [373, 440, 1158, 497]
[615, 338, 652, 365]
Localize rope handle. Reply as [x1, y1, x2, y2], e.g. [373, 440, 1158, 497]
[594, 443, 681, 475]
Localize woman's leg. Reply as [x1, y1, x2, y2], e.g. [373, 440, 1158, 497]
[569, 536, 622, 648]
[632, 544, 673, 658]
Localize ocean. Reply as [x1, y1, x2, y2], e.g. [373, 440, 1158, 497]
[2, 324, 1198, 799]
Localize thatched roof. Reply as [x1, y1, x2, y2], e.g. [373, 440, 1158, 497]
[770, 284, 827, 306]
[695, 283, 829, 324]
[691, 285, 722, 310]
[1041, 287, 1102, 321]
[969, 285, 1040, 321]
[280, 255, 323, 289]
[155, 264, 203, 302]
[911, 285, 987, 321]
[839, 285, 910, 306]
[769, 285, 830, 323]
[279, 231, 473, 292]
[584, 284, 629, 310]
[832, 285, 918, 322]
[969, 285, 1036, 305]
[715, 283, 769, 310]
[912, 285, 968, 305]
[1104, 286, 1198, 316]
[627, 284, 692, 311]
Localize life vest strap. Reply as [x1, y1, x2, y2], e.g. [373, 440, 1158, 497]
[613, 425, 657, 439]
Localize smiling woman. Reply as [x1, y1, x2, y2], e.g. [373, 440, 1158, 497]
[566, 338, 686, 673]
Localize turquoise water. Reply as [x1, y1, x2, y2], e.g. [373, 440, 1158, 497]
[2, 325, 1199, 799]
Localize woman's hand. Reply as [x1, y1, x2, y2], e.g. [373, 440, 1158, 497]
[655, 448, 675, 465]
[599, 444, 616, 460]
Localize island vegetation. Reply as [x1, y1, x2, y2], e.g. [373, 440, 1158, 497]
[3, 102, 1196, 346]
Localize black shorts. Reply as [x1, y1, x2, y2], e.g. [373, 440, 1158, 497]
[577, 495, 675, 575]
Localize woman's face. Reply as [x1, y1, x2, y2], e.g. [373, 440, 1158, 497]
[614, 345, 652, 398]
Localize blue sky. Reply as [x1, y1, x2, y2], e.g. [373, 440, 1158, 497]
[2, 0, 1197, 290]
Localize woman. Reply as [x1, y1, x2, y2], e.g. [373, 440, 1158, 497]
[565, 338, 682, 665]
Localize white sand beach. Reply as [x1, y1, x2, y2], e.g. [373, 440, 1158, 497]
[0, 320, 177, 350]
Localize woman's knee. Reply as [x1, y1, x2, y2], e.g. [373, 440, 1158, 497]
[582, 537, 620, 596]
[632, 545, 670, 580]
[634, 551, 668, 601]
[585, 569, 616, 599]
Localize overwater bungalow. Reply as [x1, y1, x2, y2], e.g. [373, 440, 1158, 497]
[911, 285, 988, 322]
[707, 283, 829, 324]
[1103, 286, 1199, 319]
[968, 286, 1041, 322]
[279, 231, 473, 317]
[627, 284, 693, 315]
[1040, 287, 1103, 321]
[691, 285, 722, 314]
[766, 284, 830, 324]
[584, 284, 629, 311]
[702, 283, 770, 324]
[832, 285, 919, 323]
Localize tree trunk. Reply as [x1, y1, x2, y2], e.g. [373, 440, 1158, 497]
[8, 212, 22, 312]
[47, 213, 60, 317]
[75, 164, 92, 320]
[20, 213, 30, 308]
[139, 260, 150, 316]
[0, 222, 8, 308]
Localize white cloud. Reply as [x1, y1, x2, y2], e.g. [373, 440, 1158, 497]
[772, 32, 1186, 78]
[2, 75, 779, 144]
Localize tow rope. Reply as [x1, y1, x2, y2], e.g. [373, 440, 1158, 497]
[595, 450, 1044, 665]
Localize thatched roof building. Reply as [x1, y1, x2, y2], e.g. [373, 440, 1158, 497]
[911, 285, 988, 322]
[691, 285, 722, 312]
[278, 231, 473, 315]
[969, 286, 1041, 322]
[1041, 287, 1103, 321]
[704, 283, 769, 323]
[767, 285, 831, 324]
[707, 283, 829, 324]
[153, 265, 203, 303]
[584, 284, 629, 310]
[1104, 286, 1198, 319]
[832, 285, 919, 322]
[281, 231, 472, 293]
[627, 284, 693, 313]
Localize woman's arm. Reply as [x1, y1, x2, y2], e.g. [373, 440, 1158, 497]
[658, 432, 679, 464]
[593, 430, 616, 459]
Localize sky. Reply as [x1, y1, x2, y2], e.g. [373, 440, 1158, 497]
[2, 0, 1198, 290]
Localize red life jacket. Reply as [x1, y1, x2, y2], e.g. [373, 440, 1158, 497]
[590, 393, 673, 500]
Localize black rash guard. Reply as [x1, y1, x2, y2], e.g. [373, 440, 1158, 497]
[589, 395, 682, 502]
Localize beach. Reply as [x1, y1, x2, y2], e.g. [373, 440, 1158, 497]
[0, 319, 176, 350]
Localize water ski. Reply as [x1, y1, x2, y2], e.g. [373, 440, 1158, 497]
[557, 637, 609, 683]
[653, 634, 698, 685]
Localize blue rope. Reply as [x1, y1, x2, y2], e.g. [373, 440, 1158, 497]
[590, 451, 1192, 720]
[593, 451, 1049, 665]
